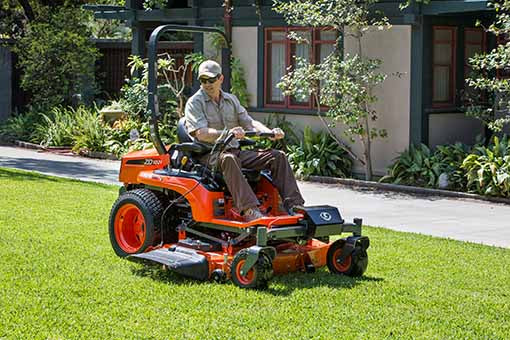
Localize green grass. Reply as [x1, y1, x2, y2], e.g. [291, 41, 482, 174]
[0, 167, 509, 340]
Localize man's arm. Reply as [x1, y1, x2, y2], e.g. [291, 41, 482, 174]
[192, 128, 223, 144]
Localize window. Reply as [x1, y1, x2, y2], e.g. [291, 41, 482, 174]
[464, 27, 486, 100]
[264, 27, 337, 109]
[432, 26, 457, 107]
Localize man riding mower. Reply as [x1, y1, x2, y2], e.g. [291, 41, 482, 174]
[108, 25, 370, 289]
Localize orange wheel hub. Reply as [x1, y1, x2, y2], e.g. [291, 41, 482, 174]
[235, 259, 255, 285]
[114, 203, 146, 253]
[332, 248, 352, 273]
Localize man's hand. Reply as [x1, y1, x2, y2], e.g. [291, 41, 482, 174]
[271, 128, 285, 141]
[230, 126, 245, 139]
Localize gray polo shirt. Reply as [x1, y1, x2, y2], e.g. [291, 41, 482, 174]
[185, 88, 254, 148]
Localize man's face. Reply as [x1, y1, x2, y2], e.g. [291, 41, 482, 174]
[200, 74, 223, 97]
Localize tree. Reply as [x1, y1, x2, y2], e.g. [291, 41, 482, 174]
[466, 0, 510, 133]
[273, 0, 390, 180]
[0, 1, 101, 108]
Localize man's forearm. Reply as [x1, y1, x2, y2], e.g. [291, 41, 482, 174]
[193, 127, 223, 144]
[251, 120, 272, 134]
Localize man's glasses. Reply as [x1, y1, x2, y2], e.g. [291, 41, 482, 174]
[199, 75, 220, 84]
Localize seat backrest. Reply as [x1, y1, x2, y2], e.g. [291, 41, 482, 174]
[177, 117, 193, 143]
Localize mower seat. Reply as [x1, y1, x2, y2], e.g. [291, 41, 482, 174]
[177, 118, 261, 182]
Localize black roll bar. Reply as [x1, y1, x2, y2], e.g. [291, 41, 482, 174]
[147, 24, 230, 155]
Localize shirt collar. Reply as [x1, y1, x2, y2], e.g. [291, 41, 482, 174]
[200, 88, 225, 103]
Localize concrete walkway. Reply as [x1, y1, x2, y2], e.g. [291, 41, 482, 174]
[1, 145, 510, 248]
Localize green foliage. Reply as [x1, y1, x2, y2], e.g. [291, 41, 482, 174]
[230, 57, 250, 107]
[0, 108, 45, 142]
[105, 115, 177, 157]
[252, 114, 300, 151]
[72, 106, 111, 153]
[465, 0, 510, 132]
[34, 107, 76, 147]
[120, 54, 180, 118]
[434, 143, 471, 191]
[462, 136, 510, 197]
[15, 6, 98, 108]
[381, 143, 473, 190]
[287, 126, 352, 178]
[381, 144, 441, 188]
[382, 137, 510, 197]
[142, 0, 167, 10]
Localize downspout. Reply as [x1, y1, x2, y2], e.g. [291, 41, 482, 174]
[222, 0, 233, 92]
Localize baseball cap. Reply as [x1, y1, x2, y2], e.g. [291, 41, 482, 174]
[198, 60, 222, 79]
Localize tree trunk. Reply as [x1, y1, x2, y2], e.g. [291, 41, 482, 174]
[362, 116, 373, 181]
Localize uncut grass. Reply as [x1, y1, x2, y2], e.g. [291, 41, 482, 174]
[0, 167, 509, 340]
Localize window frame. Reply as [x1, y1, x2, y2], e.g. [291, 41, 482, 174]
[432, 26, 457, 108]
[264, 27, 337, 110]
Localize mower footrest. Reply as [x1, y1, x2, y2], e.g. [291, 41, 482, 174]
[129, 246, 209, 281]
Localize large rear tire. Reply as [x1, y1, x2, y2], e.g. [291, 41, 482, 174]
[326, 239, 368, 277]
[109, 189, 164, 258]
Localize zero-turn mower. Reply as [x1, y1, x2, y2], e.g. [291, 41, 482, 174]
[108, 24, 370, 289]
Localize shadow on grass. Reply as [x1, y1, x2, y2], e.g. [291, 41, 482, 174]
[0, 166, 116, 189]
[0, 157, 119, 184]
[0, 167, 61, 182]
[130, 262, 384, 296]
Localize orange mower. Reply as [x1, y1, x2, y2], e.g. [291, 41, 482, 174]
[108, 25, 370, 289]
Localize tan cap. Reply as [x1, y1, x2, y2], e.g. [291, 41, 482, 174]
[198, 60, 222, 79]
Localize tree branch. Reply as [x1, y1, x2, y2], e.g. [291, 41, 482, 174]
[17, 0, 35, 21]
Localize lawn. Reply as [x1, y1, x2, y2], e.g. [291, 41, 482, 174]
[0, 167, 509, 340]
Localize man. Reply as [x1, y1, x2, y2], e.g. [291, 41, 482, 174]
[184, 60, 304, 221]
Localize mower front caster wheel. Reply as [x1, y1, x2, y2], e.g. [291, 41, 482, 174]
[327, 239, 368, 277]
[230, 249, 273, 289]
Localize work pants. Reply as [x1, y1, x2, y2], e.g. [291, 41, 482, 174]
[201, 149, 305, 212]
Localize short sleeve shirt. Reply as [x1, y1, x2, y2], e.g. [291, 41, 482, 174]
[185, 89, 254, 147]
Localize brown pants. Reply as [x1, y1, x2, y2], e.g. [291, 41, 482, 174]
[201, 149, 304, 212]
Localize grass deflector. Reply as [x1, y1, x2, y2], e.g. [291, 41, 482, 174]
[108, 24, 370, 289]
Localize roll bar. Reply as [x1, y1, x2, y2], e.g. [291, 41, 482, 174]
[147, 24, 230, 155]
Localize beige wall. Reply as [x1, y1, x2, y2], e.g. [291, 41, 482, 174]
[227, 25, 412, 176]
[232, 27, 258, 107]
[429, 113, 485, 147]
[251, 25, 412, 176]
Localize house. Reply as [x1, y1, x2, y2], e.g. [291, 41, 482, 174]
[88, 0, 494, 176]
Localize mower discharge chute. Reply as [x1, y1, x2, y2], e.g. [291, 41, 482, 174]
[108, 24, 370, 289]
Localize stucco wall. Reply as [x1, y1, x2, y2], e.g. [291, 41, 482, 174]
[232, 27, 258, 107]
[250, 25, 412, 176]
[428, 113, 485, 147]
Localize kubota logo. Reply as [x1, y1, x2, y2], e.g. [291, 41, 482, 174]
[319, 212, 332, 221]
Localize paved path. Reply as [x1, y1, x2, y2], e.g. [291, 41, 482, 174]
[2, 145, 510, 248]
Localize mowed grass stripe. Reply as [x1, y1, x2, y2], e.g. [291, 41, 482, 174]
[0, 167, 509, 340]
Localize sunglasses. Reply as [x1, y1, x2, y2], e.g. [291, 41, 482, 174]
[199, 75, 220, 84]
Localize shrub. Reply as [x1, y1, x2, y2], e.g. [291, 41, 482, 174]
[462, 136, 510, 197]
[287, 126, 352, 178]
[34, 107, 76, 147]
[434, 143, 471, 191]
[15, 7, 98, 108]
[253, 114, 300, 152]
[381, 144, 442, 188]
[0, 108, 45, 142]
[72, 106, 110, 153]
